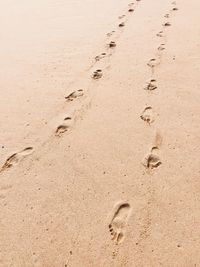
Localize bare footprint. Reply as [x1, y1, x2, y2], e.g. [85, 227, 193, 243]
[157, 31, 164, 37]
[107, 31, 115, 37]
[55, 117, 72, 137]
[142, 132, 162, 169]
[163, 22, 171, 27]
[147, 58, 160, 68]
[144, 79, 157, 91]
[92, 69, 103, 80]
[158, 44, 165, 51]
[147, 58, 156, 68]
[1, 147, 34, 172]
[108, 41, 116, 48]
[119, 15, 126, 19]
[65, 89, 84, 101]
[109, 202, 131, 244]
[95, 53, 107, 62]
[140, 106, 154, 124]
[142, 148, 162, 169]
[119, 22, 125, 27]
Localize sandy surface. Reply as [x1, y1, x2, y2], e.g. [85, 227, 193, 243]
[0, 0, 200, 266]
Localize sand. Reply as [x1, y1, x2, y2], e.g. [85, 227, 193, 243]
[0, 0, 200, 266]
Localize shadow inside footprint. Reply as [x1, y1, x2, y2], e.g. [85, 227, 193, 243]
[158, 44, 165, 51]
[92, 70, 103, 80]
[109, 202, 131, 244]
[118, 15, 126, 19]
[1, 147, 34, 171]
[107, 31, 115, 37]
[109, 41, 116, 48]
[163, 22, 171, 27]
[65, 90, 84, 101]
[55, 117, 72, 137]
[140, 106, 154, 124]
[144, 79, 157, 91]
[55, 125, 69, 136]
[157, 31, 163, 37]
[95, 53, 106, 62]
[142, 148, 162, 169]
[119, 22, 125, 27]
[147, 58, 157, 68]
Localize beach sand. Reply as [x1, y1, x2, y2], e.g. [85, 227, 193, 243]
[0, 0, 200, 266]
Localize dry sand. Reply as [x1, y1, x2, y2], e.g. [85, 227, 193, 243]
[0, 0, 200, 266]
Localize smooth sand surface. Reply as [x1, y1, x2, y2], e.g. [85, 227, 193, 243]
[0, 0, 200, 266]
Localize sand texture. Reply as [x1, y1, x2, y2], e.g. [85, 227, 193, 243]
[0, 0, 200, 266]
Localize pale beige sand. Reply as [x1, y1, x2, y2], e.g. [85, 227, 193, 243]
[0, 0, 200, 266]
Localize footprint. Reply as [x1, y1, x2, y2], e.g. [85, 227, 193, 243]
[147, 58, 156, 67]
[144, 79, 157, 91]
[128, 2, 134, 6]
[158, 44, 165, 51]
[156, 31, 164, 37]
[142, 148, 162, 169]
[65, 90, 84, 101]
[55, 117, 72, 137]
[163, 22, 171, 27]
[107, 31, 115, 37]
[147, 58, 160, 68]
[92, 69, 103, 80]
[118, 15, 126, 19]
[128, 8, 134, 12]
[1, 147, 34, 172]
[142, 132, 163, 169]
[55, 125, 69, 136]
[119, 22, 125, 27]
[164, 14, 170, 18]
[108, 41, 116, 48]
[140, 106, 154, 124]
[172, 7, 178, 11]
[109, 202, 131, 244]
[95, 53, 107, 62]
